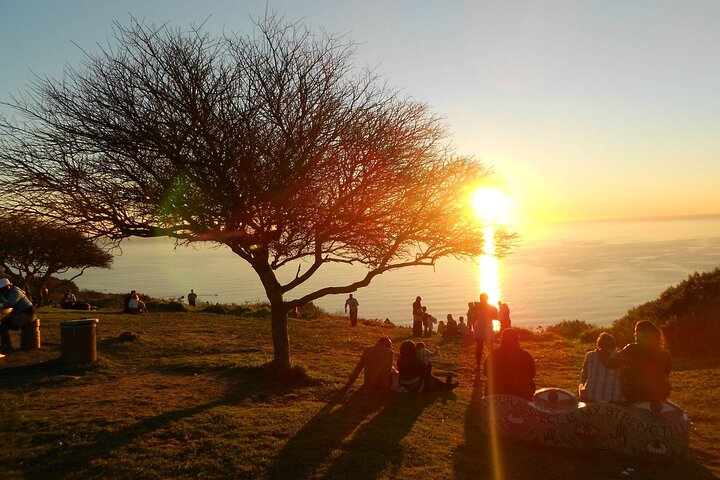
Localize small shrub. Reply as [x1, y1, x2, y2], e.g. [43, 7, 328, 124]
[546, 320, 597, 340]
[578, 327, 605, 344]
[299, 302, 324, 319]
[146, 301, 186, 313]
[202, 304, 229, 315]
[248, 307, 271, 318]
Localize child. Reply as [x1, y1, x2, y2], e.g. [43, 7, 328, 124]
[416, 342, 439, 392]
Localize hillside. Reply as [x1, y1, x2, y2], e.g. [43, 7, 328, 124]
[0, 308, 718, 479]
[611, 268, 720, 356]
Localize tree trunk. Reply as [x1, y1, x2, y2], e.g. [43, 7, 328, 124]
[270, 301, 291, 378]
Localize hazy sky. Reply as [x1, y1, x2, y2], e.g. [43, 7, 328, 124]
[2, 0, 719, 222]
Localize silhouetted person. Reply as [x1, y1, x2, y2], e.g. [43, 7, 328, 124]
[345, 294, 360, 327]
[437, 320, 446, 336]
[0, 278, 36, 353]
[422, 306, 437, 336]
[601, 320, 671, 403]
[412, 296, 424, 337]
[484, 328, 536, 400]
[187, 289, 197, 307]
[344, 337, 394, 394]
[498, 300, 511, 331]
[444, 314, 458, 337]
[579, 332, 623, 402]
[397, 340, 457, 392]
[457, 316, 468, 336]
[474, 293, 498, 370]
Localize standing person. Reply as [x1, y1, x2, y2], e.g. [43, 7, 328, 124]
[344, 337, 395, 394]
[579, 332, 623, 402]
[421, 306, 437, 337]
[484, 328, 536, 400]
[345, 294, 360, 327]
[187, 289, 197, 307]
[39, 286, 50, 306]
[0, 278, 37, 354]
[412, 296, 424, 337]
[498, 301, 512, 332]
[466, 302, 476, 334]
[474, 293, 498, 371]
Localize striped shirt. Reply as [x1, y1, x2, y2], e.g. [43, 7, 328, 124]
[580, 350, 623, 402]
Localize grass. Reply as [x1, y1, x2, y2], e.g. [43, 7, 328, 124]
[0, 307, 718, 479]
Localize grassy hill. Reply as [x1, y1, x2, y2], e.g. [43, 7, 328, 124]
[611, 268, 720, 357]
[1, 307, 718, 479]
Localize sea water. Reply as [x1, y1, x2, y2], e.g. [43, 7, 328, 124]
[69, 217, 720, 329]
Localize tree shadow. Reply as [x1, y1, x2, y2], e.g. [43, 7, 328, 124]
[16, 364, 277, 478]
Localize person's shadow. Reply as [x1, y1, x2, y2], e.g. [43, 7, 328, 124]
[268, 389, 435, 480]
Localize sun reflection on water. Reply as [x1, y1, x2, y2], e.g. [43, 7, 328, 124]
[479, 226, 502, 332]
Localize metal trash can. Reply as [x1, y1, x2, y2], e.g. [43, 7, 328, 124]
[20, 318, 41, 349]
[61, 318, 99, 364]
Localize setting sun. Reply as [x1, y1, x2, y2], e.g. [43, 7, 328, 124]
[470, 187, 512, 224]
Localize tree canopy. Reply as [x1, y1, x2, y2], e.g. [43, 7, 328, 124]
[0, 17, 515, 374]
[0, 213, 112, 300]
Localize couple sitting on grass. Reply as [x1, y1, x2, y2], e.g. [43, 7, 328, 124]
[344, 337, 458, 395]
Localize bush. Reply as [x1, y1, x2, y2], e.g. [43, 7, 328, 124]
[546, 320, 597, 340]
[610, 268, 720, 357]
[202, 304, 229, 315]
[146, 301, 186, 313]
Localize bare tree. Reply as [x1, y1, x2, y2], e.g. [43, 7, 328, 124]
[0, 17, 514, 376]
[0, 214, 113, 301]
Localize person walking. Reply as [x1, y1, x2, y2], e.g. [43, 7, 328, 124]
[474, 292, 498, 371]
[345, 294, 360, 327]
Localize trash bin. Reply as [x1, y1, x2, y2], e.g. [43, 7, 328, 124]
[61, 318, 99, 364]
[20, 318, 41, 349]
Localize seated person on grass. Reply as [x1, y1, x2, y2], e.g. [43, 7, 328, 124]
[484, 328, 536, 400]
[344, 337, 395, 394]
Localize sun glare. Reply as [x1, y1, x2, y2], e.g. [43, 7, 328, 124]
[470, 187, 512, 224]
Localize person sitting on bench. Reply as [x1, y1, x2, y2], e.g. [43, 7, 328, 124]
[0, 278, 37, 354]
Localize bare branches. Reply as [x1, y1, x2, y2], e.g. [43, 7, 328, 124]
[0, 15, 512, 301]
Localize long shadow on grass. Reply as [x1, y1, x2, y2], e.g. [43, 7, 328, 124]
[452, 374, 717, 480]
[18, 364, 284, 478]
[323, 392, 437, 479]
[268, 390, 434, 480]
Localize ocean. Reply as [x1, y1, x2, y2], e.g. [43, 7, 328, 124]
[69, 217, 720, 329]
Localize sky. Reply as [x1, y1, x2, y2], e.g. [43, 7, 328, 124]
[1, 0, 719, 223]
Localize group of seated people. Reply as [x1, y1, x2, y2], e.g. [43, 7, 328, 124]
[345, 319, 672, 405]
[60, 290, 98, 311]
[123, 290, 147, 314]
[437, 314, 468, 338]
[484, 319, 671, 403]
[344, 337, 459, 395]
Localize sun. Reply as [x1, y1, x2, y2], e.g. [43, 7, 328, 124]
[470, 187, 512, 224]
